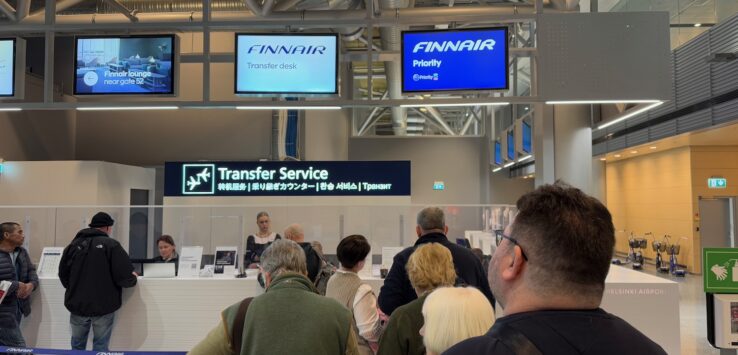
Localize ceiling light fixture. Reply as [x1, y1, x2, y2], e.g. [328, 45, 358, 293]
[650, 146, 657, 149]
[77, 106, 179, 111]
[600, 158, 606, 161]
[0, 108, 22, 111]
[492, 167, 502, 172]
[400, 102, 510, 108]
[518, 155, 532, 162]
[545, 100, 661, 105]
[503, 162, 515, 168]
[597, 101, 664, 130]
[694, 23, 702, 27]
[236, 106, 341, 110]
[630, 150, 638, 154]
[614, 154, 621, 158]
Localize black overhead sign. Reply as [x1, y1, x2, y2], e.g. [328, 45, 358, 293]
[164, 161, 411, 197]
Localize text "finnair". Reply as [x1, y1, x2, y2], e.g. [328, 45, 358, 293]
[412, 39, 496, 53]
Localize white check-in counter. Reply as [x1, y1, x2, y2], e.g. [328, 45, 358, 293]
[22, 267, 678, 354]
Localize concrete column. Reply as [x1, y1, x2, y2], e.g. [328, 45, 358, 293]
[534, 103, 596, 195]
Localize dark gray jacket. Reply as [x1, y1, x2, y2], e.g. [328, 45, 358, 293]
[0, 247, 39, 328]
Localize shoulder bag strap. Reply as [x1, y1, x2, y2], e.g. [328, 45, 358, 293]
[489, 325, 543, 355]
[230, 297, 254, 354]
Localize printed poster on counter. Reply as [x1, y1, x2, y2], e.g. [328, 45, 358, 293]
[178, 246, 203, 278]
[214, 246, 238, 276]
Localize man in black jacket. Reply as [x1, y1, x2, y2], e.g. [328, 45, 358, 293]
[378, 207, 493, 315]
[284, 223, 322, 283]
[59, 212, 137, 351]
[0, 222, 38, 347]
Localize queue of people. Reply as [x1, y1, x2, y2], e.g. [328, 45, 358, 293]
[0, 183, 668, 354]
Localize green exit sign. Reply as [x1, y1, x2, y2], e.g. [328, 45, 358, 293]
[708, 178, 727, 189]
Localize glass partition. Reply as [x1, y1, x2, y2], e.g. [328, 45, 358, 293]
[0, 204, 517, 265]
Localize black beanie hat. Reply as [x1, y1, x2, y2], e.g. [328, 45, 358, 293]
[89, 212, 115, 228]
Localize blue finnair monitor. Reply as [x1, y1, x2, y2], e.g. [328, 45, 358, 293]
[494, 141, 502, 165]
[235, 33, 338, 94]
[402, 27, 508, 92]
[0, 38, 16, 97]
[74, 35, 175, 95]
[522, 121, 532, 153]
[507, 130, 515, 160]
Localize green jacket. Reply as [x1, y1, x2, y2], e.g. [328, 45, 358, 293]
[376, 294, 427, 355]
[189, 273, 359, 355]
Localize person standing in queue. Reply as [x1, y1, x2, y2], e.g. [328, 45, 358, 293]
[153, 235, 179, 275]
[59, 212, 137, 352]
[245, 212, 281, 268]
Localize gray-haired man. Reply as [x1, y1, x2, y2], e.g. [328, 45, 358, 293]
[190, 239, 359, 355]
[378, 207, 493, 315]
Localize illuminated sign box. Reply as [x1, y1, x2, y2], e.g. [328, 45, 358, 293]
[74, 35, 175, 95]
[235, 33, 338, 94]
[708, 178, 727, 189]
[165, 161, 411, 197]
[401, 27, 508, 93]
[0, 38, 16, 97]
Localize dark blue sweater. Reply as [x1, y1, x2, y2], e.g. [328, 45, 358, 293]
[377, 232, 494, 315]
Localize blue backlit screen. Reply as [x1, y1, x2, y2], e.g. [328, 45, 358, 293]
[494, 141, 502, 165]
[402, 27, 508, 92]
[74, 36, 175, 95]
[507, 130, 515, 160]
[0, 39, 15, 97]
[236, 34, 338, 94]
[522, 122, 532, 153]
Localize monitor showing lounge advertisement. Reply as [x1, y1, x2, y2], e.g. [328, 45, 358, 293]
[74, 35, 175, 95]
[235, 33, 338, 94]
[522, 121, 532, 154]
[507, 129, 515, 160]
[0, 38, 16, 97]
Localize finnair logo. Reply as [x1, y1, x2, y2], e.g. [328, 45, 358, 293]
[412, 39, 496, 53]
[182, 164, 216, 195]
[247, 45, 327, 55]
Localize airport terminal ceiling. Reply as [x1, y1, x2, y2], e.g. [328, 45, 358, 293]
[0, 0, 731, 138]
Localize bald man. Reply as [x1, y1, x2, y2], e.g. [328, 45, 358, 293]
[284, 224, 322, 283]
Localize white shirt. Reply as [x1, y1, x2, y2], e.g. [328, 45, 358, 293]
[336, 269, 383, 342]
[251, 232, 278, 244]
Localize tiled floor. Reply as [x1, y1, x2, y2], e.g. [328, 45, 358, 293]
[637, 266, 722, 354]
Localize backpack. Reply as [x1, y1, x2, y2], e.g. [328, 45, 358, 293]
[314, 258, 337, 296]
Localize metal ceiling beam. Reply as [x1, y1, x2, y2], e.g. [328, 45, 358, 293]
[102, 0, 139, 22]
[0, 0, 16, 22]
[0, 97, 537, 110]
[16, 0, 30, 20]
[5, 7, 537, 33]
[29, 0, 87, 17]
[424, 107, 456, 136]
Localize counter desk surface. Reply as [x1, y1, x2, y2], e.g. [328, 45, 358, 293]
[22, 267, 679, 354]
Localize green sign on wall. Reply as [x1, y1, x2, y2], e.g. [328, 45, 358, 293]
[704, 248, 738, 293]
[708, 178, 727, 189]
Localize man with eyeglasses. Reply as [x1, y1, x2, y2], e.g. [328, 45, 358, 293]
[378, 207, 493, 316]
[444, 182, 666, 355]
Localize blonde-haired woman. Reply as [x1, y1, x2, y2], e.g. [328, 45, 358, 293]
[421, 287, 495, 355]
[377, 243, 456, 355]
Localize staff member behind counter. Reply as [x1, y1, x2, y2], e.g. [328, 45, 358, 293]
[245, 212, 281, 268]
[152, 235, 179, 274]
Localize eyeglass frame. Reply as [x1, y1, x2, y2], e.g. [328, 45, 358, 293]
[494, 229, 529, 261]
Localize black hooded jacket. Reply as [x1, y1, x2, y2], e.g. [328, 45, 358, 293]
[59, 228, 137, 317]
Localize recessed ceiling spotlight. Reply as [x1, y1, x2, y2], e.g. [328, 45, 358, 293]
[649, 146, 657, 149]
[614, 154, 621, 158]
[694, 23, 702, 27]
[630, 150, 638, 154]
[600, 158, 606, 161]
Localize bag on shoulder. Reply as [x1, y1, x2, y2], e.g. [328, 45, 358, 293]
[314, 260, 337, 296]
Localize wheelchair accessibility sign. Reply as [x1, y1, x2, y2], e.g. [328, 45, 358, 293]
[704, 248, 738, 293]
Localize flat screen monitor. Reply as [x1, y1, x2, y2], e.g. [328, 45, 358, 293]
[494, 141, 502, 165]
[235, 33, 338, 94]
[522, 121, 532, 153]
[507, 130, 515, 160]
[0, 38, 16, 97]
[74, 35, 175, 95]
[401, 27, 508, 92]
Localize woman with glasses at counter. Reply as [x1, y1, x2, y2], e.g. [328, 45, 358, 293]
[245, 211, 281, 268]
